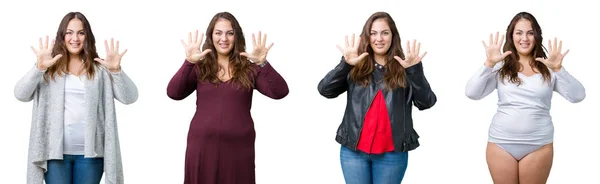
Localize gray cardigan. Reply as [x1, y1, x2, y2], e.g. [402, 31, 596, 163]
[14, 64, 138, 184]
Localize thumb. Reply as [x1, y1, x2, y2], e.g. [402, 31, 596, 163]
[201, 49, 212, 56]
[94, 58, 105, 64]
[394, 56, 403, 63]
[534, 57, 545, 63]
[501, 51, 512, 59]
[51, 54, 63, 63]
[357, 52, 369, 60]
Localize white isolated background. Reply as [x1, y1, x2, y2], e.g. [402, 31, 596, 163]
[0, 0, 597, 183]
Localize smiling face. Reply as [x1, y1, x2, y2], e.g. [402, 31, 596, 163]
[512, 19, 535, 56]
[64, 18, 86, 56]
[369, 18, 392, 57]
[212, 18, 235, 57]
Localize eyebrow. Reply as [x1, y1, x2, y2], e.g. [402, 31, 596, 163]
[214, 29, 234, 32]
[515, 29, 533, 32]
[370, 29, 391, 32]
[66, 29, 84, 32]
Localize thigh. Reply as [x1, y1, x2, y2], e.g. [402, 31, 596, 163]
[45, 156, 74, 184]
[518, 143, 553, 184]
[340, 145, 372, 184]
[371, 151, 408, 184]
[72, 155, 104, 184]
[487, 142, 519, 184]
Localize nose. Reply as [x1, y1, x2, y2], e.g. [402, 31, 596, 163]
[220, 35, 228, 42]
[377, 33, 384, 41]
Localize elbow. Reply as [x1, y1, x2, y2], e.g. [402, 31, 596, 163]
[465, 89, 483, 100]
[271, 87, 289, 100]
[14, 88, 32, 102]
[568, 91, 586, 103]
[167, 91, 185, 101]
[317, 88, 338, 99]
[415, 95, 437, 110]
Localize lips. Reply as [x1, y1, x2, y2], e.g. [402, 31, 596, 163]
[219, 43, 230, 49]
[373, 43, 386, 49]
[519, 43, 530, 49]
[69, 43, 81, 48]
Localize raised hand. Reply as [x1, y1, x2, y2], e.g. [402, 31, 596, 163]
[94, 38, 127, 72]
[240, 31, 273, 65]
[535, 37, 569, 72]
[482, 32, 512, 68]
[181, 30, 212, 64]
[336, 33, 368, 66]
[394, 39, 427, 68]
[31, 35, 63, 70]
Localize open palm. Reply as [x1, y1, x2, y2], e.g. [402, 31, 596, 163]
[241, 31, 273, 65]
[336, 33, 368, 66]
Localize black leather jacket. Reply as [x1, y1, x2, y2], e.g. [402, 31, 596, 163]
[318, 57, 437, 152]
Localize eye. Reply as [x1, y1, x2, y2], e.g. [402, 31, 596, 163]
[227, 32, 234, 36]
[78, 32, 85, 35]
[516, 32, 522, 35]
[215, 32, 222, 35]
[527, 32, 534, 35]
[370, 32, 376, 36]
[383, 32, 390, 35]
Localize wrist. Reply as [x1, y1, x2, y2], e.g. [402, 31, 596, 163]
[36, 62, 47, 70]
[484, 60, 496, 68]
[551, 65, 562, 72]
[109, 66, 121, 73]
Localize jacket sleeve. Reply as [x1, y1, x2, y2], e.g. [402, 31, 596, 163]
[405, 62, 437, 110]
[317, 56, 353, 98]
[14, 65, 45, 102]
[254, 61, 289, 99]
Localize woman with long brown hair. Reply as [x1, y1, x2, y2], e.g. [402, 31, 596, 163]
[317, 11, 437, 183]
[166, 12, 289, 184]
[14, 12, 138, 184]
[465, 12, 586, 184]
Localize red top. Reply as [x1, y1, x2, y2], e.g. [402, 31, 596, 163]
[356, 89, 395, 154]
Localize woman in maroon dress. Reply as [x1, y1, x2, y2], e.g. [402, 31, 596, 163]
[166, 12, 289, 184]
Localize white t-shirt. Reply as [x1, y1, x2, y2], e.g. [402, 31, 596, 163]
[63, 74, 86, 155]
[465, 62, 586, 145]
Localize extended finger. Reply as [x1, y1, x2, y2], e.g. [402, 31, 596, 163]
[199, 33, 205, 48]
[30, 46, 38, 54]
[494, 32, 499, 45]
[257, 31, 262, 46]
[336, 45, 344, 54]
[188, 31, 192, 44]
[415, 41, 421, 55]
[44, 35, 49, 49]
[120, 49, 128, 57]
[104, 40, 110, 54]
[262, 33, 267, 47]
[558, 40, 563, 53]
[110, 38, 115, 51]
[406, 40, 411, 54]
[116, 40, 120, 53]
[38, 37, 43, 50]
[498, 34, 505, 47]
[193, 30, 198, 44]
[419, 51, 428, 61]
[252, 33, 257, 47]
[344, 35, 349, 48]
[351, 33, 355, 48]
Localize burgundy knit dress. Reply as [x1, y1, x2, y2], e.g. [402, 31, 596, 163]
[167, 60, 289, 184]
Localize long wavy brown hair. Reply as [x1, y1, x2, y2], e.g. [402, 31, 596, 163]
[350, 12, 406, 90]
[196, 12, 254, 90]
[500, 12, 550, 85]
[45, 12, 100, 82]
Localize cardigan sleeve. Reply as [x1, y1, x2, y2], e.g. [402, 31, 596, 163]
[14, 65, 45, 102]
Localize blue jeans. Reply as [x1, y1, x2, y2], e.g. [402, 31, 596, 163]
[44, 155, 104, 184]
[340, 145, 408, 184]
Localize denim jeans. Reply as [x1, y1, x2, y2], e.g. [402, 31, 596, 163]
[44, 154, 104, 184]
[340, 145, 408, 184]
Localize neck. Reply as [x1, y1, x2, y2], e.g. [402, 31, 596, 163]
[217, 55, 230, 69]
[517, 53, 533, 66]
[374, 54, 387, 65]
[70, 53, 82, 62]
